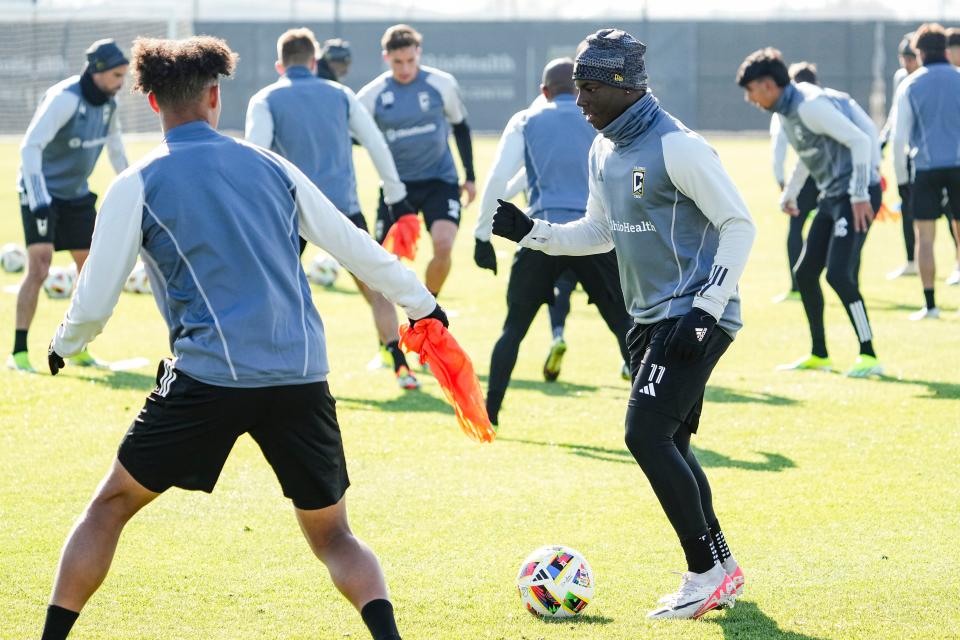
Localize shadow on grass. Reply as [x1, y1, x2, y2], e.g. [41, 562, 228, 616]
[874, 374, 960, 400]
[867, 298, 926, 313]
[476, 374, 599, 396]
[706, 386, 799, 406]
[337, 391, 453, 415]
[707, 601, 828, 640]
[75, 370, 155, 391]
[541, 613, 614, 625]
[498, 438, 795, 472]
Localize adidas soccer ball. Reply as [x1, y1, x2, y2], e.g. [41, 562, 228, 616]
[516, 545, 595, 618]
[308, 253, 340, 287]
[123, 263, 152, 294]
[43, 266, 75, 299]
[1, 243, 26, 273]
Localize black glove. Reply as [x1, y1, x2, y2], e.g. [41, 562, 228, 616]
[386, 198, 416, 223]
[664, 309, 717, 363]
[32, 204, 52, 221]
[474, 239, 497, 274]
[491, 199, 534, 242]
[48, 341, 65, 376]
[898, 183, 910, 205]
[410, 304, 449, 329]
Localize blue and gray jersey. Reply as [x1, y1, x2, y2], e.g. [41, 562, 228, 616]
[773, 82, 878, 202]
[17, 75, 127, 209]
[518, 94, 755, 337]
[476, 94, 597, 239]
[245, 65, 406, 213]
[357, 65, 467, 184]
[52, 120, 435, 388]
[892, 62, 960, 183]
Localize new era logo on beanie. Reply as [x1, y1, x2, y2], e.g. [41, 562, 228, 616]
[573, 28, 648, 91]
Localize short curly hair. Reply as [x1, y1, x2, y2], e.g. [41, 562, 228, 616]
[132, 36, 238, 108]
[736, 47, 789, 88]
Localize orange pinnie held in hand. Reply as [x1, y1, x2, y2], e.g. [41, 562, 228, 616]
[399, 318, 496, 443]
[382, 214, 421, 261]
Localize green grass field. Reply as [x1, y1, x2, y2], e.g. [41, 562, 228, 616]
[1, 132, 959, 640]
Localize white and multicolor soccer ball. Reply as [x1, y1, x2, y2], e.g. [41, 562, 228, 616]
[307, 253, 340, 287]
[123, 262, 152, 294]
[1, 243, 26, 273]
[43, 266, 76, 299]
[516, 545, 595, 619]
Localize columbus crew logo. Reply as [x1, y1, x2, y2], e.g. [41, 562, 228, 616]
[632, 167, 645, 199]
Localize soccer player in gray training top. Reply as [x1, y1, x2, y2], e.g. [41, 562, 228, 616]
[357, 24, 476, 298]
[739, 48, 884, 378]
[10, 39, 129, 373]
[474, 58, 633, 426]
[40, 36, 445, 640]
[893, 24, 960, 319]
[493, 29, 755, 619]
[769, 62, 821, 303]
[246, 28, 421, 390]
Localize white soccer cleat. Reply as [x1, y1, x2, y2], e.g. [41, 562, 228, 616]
[946, 268, 960, 286]
[908, 306, 940, 321]
[886, 261, 918, 280]
[646, 564, 735, 620]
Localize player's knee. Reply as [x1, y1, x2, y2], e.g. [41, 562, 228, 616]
[85, 489, 140, 527]
[624, 408, 660, 468]
[306, 521, 354, 554]
[26, 253, 52, 282]
[432, 237, 455, 259]
[824, 267, 855, 296]
[793, 261, 816, 287]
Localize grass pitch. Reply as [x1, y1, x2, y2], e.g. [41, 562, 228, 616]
[1, 132, 958, 640]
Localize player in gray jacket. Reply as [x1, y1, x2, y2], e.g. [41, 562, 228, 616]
[493, 29, 755, 620]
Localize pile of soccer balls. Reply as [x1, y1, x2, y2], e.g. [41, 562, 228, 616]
[516, 545, 595, 618]
[307, 252, 340, 287]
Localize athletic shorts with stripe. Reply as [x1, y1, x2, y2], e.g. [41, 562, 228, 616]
[118, 360, 349, 510]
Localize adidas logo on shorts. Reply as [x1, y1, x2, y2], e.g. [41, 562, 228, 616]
[695, 327, 708, 342]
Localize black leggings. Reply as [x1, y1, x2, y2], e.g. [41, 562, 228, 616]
[787, 177, 820, 291]
[547, 269, 577, 335]
[794, 185, 880, 358]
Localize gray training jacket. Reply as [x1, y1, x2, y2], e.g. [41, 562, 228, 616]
[519, 93, 755, 338]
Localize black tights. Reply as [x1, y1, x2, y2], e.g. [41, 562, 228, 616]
[624, 409, 716, 540]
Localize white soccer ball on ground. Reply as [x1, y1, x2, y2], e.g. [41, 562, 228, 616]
[43, 266, 75, 299]
[1, 243, 27, 273]
[307, 253, 340, 287]
[516, 545, 595, 618]
[123, 262, 152, 294]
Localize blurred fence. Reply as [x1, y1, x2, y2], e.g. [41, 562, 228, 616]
[0, 18, 934, 134]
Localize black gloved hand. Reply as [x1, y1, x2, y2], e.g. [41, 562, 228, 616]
[386, 198, 416, 223]
[664, 309, 717, 363]
[898, 183, 910, 206]
[491, 199, 534, 243]
[410, 304, 449, 329]
[32, 205, 52, 221]
[48, 341, 65, 376]
[474, 238, 497, 274]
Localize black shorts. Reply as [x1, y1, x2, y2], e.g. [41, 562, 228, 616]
[506, 247, 622, 308]
[118, 360, 349, 510]
[299, 211, 367, 256]
[911, 168, 960, 221]
[797, 176, 820, 216]
[19, 192, 97, 250]
[625, 319, 732, 434]
[375, 179, 461, 243]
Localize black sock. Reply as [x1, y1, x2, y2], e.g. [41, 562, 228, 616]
[859, 340, 876, 357]
[924, 288, 936, 310]
[14, 329, 28, 354]
[811, 340, 828, 359]
[680, 530, 719, 574]
[360, 599, 401, 640]
[385, 340, 408, 373]
[41, 605, 79, 640]
[708, 520, 731, 564]
[485, 391, 503, 426]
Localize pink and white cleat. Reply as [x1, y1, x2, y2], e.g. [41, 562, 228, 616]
[647, 564, 736, 620]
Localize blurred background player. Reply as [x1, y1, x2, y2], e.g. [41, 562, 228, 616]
[739, 48, 884, 377]
[769, 61, 821, 303]
[357, 24, 476, 299]
[892, 24, 960, 320]
[316, 38, 352, 82]
[494, 29, 755, 619]
[881, 32, 921, 280]
[245, 28, 420, 389]
[41, 34, 445, 640]
[10, 39, 129, 373]
[945, 26, 960, 287]
[473, 58, 633, 425]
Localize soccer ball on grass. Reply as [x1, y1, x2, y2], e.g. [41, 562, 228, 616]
[516, 545, 595, 618]
[307, 253, 340, 287]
